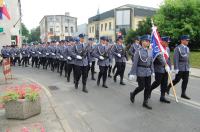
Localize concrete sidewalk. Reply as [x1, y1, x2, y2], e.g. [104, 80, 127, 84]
[127, 60, 200, 78]
[0, 76, 69, 132]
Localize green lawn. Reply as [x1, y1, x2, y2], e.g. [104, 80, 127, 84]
[170, 51, 200, 68]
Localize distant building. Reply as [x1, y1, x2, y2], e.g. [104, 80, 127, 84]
[88, 4, 156, 42]
[40, 12, 77, 42]
[75, 23, 88, 39]
[0, 0, 22, 48]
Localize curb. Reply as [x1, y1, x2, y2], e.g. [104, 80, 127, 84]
[19, 76, 73, 132]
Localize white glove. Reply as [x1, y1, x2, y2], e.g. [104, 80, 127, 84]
[38, 52, 41, 55]
[117, 53, 121, 58]
[165, 65, 170, 72]
[76, 55, 82, 60]
[52, 53, 55, 56]
[174, 69, 179, 74]
[60, 55, 63, 58]
[23, 52, 25, 54]
[89, 63, 92, 65]
[129, 75, 135, 80]
[152, 73, 155, 76]
[15, 54, 17, 56]
[99, 56, 104, 60]
[32, 52, 35, 54]
[67, 56, 72, 60]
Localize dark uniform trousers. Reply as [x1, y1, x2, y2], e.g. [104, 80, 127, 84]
[22, 57, 29, 67]
[45, 58, 51, 69]
[114, 62, 126, 82]
[59, 60, 65, 76]
[13, 57, 21, 66]
[150, 72, 168, 97]
[67, 64, 74, 81]
[168, 71, 189, 95]
[32, 57, 38, 67]
[133, 76, 151, 102]
[74, 65, 89, 85]
[91, 61, 96, 74]
[98, 66, 108, 84]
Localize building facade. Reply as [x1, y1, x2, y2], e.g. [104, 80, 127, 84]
[88, 4, 156, 42]
[0, 0, 22, 48]
[40, 13, 77, 42]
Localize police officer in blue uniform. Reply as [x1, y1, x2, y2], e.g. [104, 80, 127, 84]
[167, 35, 191, 100]
[129, 36, 141, 63]
[71, 34, 90, 93]
[13, 45, 21, 66]
[112, 36, 128, 85]
[129, 35, 154, 110]
[21, 44, 29, 67]
[88, 38, 97, 80]
[149, 36, 171, 103]
[92, 36, 112, 88]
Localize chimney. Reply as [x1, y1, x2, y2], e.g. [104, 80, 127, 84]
[65, 12, 70, 16]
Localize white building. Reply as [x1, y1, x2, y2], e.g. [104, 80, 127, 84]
[40, 12, 77, 42]
[0, 0, 22, 48]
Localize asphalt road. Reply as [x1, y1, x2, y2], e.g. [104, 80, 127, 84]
[10, 64, 200, 132]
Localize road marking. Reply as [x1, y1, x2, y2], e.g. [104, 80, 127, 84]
[124, 77, 200, 110]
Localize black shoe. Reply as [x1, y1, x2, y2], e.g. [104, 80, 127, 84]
[75, 84, 78, 89]
[91, 77, 96, 81]
[25, 65, 28, 67]
[181, 94, 191, 100]
[82, 86, 88, 93]
[160, 97, 171, 103]
[130, 92, 135, 103]
[113, 76, 116, 82]
[120, 82, 126, 85]
[102, 84, 108, 88]
[143, 102, 152, 110]
[67, 78, 70, 82]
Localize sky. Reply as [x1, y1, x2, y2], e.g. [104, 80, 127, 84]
[20, 0, 164, 30]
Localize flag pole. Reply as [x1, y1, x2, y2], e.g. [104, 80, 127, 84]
[167, 68, 179, 103]
[151, 18, 178, 102]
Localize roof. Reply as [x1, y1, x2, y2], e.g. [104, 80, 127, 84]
[39, 15, 77, 24]
[88, 4, 157, 23]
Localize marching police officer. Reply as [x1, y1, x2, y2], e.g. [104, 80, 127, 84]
[129, 36, 141, 63]
[92, 36, 111, 88]
[65, 38, 75, 82]
[71, 34, 90, 93]
[1, 46, 10, 59]
[129, 35, 154, 110]
[149, 36, 171, 103]
[88, 38, 96, 80]
[37, 43, 43, 69]
[167, 35, 191, 100]
[112, 36, 128, 85]
[13, 45, 21, 66]
[30, 44, 38, 68]
[21, 44, 29, 67]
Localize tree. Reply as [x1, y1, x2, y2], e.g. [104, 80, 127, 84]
[28, 26, 41, 43]
[154, 0, 200, 49]
[21, 23, 29, 43]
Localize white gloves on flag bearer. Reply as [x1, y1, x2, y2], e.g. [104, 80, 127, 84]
[117, 54, 121, 58]
[128, 75, 135, 80]
[76, 55, 82, 60]
[99, 56, 104, 60]
[165, 65, 170, 72]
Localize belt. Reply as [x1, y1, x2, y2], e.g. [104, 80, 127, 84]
[138, 65, 151, 68]
[179, 60, 187, 62]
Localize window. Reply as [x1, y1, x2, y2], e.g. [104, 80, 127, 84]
[109, 22, 112, 30]
[71, 27, 73, 33]
[65, 27, 68, 33]
[50, 28, 53, 33]
[89, 27, 91, 33]
[105, 23, 107, 31]
[101, 24, 103, 31]
[92, 26, 94, 33]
